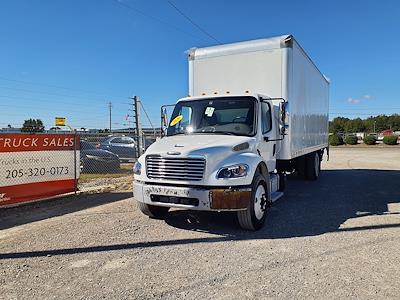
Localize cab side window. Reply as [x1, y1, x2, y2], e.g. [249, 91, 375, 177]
[180, 106, 192, 127]
[261, 102, 272, 134]
[170, 106, 192, 133]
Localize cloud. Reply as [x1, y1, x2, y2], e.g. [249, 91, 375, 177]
[346, 94, 374, 104]
[347, 97, 361, 104]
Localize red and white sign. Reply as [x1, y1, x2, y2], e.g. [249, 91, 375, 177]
[0, 134, 80, 206]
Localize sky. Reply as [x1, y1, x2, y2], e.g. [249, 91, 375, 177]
[0, 0, 399, 130]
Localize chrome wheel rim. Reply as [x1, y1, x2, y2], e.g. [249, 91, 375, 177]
[254, 184, 266, 220]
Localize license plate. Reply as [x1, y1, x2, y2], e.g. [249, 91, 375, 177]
[143, 186, 191, 198]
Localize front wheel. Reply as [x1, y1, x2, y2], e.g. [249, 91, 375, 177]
[138, 202, 169, 219]
[237, 173, 270, 230]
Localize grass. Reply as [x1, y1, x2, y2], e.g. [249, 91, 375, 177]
[78, 163, 133, 183]
[79, 173, 131, 183]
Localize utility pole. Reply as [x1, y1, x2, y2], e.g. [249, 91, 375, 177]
[132, 96, 143, 157]
[108, 101, 112, 133]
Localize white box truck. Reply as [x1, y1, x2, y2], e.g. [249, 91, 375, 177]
[133, 35, 329, 230]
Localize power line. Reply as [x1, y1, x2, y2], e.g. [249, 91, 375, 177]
[167, 0, 220, 43]
[140, 102, 156, 137]
[0, 85, 123, 104]
[0, 75, 126, 99]
[0, 110, 108, 122]
[112, 0, 209, 43]
[0, 99, 109, 115]
[0, 94, 130, 118]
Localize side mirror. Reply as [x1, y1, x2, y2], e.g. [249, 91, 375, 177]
[279, 102, 286, 123]
[161, 109, 168, 138]
[279, 101, 289, 136]
[160, 104, 175, 138]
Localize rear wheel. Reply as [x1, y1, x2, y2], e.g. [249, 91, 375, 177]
[296, 155, 307, 179]
[237, 173, 270, 230]
[305, 152, 321, 180]
[138, 202, 169, 219]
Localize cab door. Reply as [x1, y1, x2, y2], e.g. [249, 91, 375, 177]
[257, 101, 278, 171]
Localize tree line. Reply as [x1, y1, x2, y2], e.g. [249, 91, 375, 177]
[329, 114, 400, 134]
[18, 119, 105, 133]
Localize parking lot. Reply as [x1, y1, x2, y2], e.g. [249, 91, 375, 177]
[1, 147, 400, 299]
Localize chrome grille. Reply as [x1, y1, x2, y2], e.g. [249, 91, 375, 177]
[146, 155, 205, 181]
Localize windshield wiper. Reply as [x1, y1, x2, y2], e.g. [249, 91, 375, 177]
[193, 131, 239, 136]
[167, 132, 186, 136]
[213, 131, 238, 136]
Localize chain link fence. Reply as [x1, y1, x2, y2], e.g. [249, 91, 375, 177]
[77, 131, 158, 193]
[0, 131, 158, 206]
[77, 132, 152, 193]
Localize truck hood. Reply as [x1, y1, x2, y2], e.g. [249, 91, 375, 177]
[136, 134, 261, 186]
[145, 134, 256, 157]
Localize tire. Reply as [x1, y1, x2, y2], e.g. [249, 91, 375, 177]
[296, 155, 307, 179]
[138, 202, 169, 219]
[305, 152, 321, 181]
[237, 173, 270, 231]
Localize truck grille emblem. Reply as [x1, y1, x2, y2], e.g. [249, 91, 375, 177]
[167, 151, 181, 155]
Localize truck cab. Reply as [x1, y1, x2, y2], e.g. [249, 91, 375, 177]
[133, 93, 287, 230]
[133, 35, 329, 230]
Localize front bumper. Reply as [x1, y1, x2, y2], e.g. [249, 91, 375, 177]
[133, 181, 252, 211]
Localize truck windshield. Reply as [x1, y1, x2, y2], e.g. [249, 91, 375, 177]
[167, 96, 256, 137]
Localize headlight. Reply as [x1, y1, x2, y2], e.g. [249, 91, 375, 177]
[133, 161, 142, 175]
[217, 164, 249, 179]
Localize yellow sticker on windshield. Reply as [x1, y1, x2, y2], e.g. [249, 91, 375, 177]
[170, 115, 183, 126]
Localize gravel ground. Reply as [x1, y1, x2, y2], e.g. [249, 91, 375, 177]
[1, 147, 400, 299]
